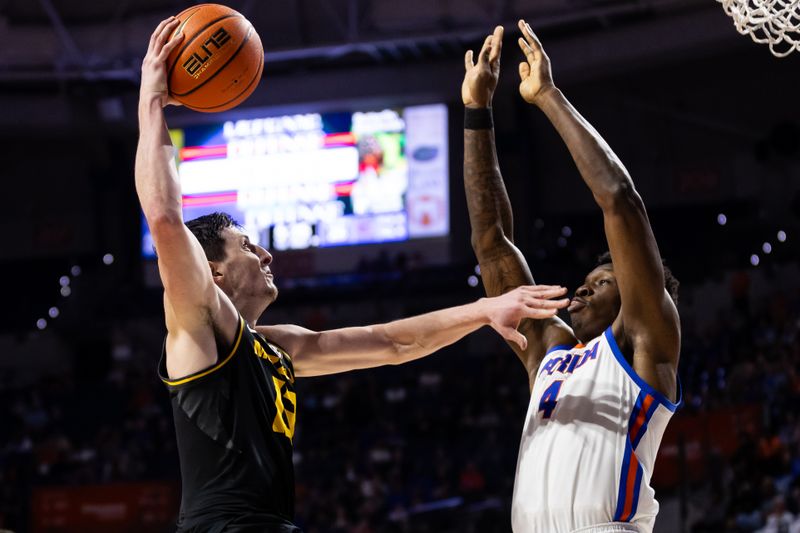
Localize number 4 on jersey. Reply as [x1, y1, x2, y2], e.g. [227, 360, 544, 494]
[538, 380, 564, 419]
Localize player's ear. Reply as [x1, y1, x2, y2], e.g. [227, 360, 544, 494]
[209, 260, 224, 283]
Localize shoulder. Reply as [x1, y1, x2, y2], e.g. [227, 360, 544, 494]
[164, 284, 241, 344]
[614, 291, 680, 364]
[611, 304, 681, 405]
[255, 324, 314, 355]
[161, 288, 244, 381]
[256, 324, 312, 338]
[519, 317, 578, 364]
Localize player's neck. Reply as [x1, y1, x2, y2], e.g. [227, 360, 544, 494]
[235, 298, 268, 329]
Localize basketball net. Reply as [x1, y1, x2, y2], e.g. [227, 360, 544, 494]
[717, 0, 800, 57]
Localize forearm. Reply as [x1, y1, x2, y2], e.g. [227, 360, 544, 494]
[135, 96, 183, 224]
[464, 113, 514, 247]
[464, 110, 537, 301]
[535, 88, 633, 207]
[382, 300, 489, 362]
[289, 302, 489, 377]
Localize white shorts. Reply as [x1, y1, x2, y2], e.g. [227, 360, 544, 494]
[571, 523, 642, 533]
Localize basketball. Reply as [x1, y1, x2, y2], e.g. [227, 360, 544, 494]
[166, 4, 264, 112]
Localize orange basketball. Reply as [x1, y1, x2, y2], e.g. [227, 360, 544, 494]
[166, 4, 264, 113]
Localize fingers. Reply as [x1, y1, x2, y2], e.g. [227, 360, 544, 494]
[511, 286, 569, 312]
[500, 326, 528, 351]
[153, 18, 181, 56]
[466, 26, 504, 73]
[464, 50, 474, 72]
[525, 284, 565, 291]
[522, 300, 561, 314]
[518, 36, 536, 66]
[158, 19, 182, 48]
[149, 16, 175, 50]
[517, 285, 568, 298]
[158, 30, 185, 61]
[519, 60, 530, 81]
[527, 298, 570, 310]
[478, 34, 492, 65]
[488, 25, 504, 64]
[523, 293, 567, 307]
[518, 19, 544, 53]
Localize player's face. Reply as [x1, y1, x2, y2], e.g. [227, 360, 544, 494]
[567, 264, 621, 342]
[216, 227, 278, 305]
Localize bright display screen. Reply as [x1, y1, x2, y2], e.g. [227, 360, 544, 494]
[142, 104, 449, 258]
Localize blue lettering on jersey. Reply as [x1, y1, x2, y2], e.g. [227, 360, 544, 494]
[574, 343, 598, 370]
[539, 343, 599, 377]
[540, 357, 561, 375]
[556, 353, 572, 373]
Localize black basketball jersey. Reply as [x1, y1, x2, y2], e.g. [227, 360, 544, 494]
[158, 316, 299, 531]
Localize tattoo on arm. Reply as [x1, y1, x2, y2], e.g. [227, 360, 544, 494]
[464, 128, 513, 244]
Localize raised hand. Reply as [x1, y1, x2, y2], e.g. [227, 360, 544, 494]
[484, 285, 569, 350]
[517, 19, 556, 106]
[140, 17, 185, 107]
[462, 25, 504, 109]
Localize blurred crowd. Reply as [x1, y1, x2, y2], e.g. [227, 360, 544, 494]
[0, 363, 179, 530]
[1, 282, 799, 533]
[682, 284, 800, 533]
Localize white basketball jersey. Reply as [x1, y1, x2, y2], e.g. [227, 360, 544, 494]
[511, 327, 680, 533]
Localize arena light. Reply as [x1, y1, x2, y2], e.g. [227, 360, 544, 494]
[36, 318, 47, 330]
[750, 254, 760, 266]
[48, 307, 60, 319]
[561, 226, 572, 237]
[762, 242, 772, 254]
[60, 286, 71, 297]
[59, 276, 70, 287]
[102, 253, 115, 265]
[467, 275, 479, 287]
[474, 264, 481, 275]
[777, 230, 787, 242]
[717, 213, 727, 226]
[70, 265, 82, 276]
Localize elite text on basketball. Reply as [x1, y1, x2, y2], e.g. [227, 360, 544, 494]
[182, 27, 232, 78]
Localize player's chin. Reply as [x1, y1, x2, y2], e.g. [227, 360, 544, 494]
[567, 309, 583, 324]
[568, 311, 591, 335]
[266, 283, 279, 302]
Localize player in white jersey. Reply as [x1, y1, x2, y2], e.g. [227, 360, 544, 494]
[461, 23, 682, 533]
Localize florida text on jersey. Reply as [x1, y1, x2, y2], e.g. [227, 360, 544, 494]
[511, 327, 681, 533]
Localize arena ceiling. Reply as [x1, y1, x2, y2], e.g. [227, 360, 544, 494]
[0, 0, 745, 83]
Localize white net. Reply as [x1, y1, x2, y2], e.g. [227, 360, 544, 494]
[717, 0, 800, 57]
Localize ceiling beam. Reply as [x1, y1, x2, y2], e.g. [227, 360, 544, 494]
[37, 0, 84, 71]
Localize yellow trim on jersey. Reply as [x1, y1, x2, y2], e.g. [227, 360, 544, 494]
[162, 317, 245, 386]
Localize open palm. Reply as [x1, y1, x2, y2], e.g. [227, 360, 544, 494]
[462, 26, 503, 108]
[485, 285, 569, 350]
[517, 20, 555, 105]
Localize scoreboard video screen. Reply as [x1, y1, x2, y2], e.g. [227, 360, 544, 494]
[142, 104, 449, 258]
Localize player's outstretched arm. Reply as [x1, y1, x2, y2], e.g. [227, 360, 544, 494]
[259, 285, 569, 377]
[136, 18, 238, 379]
[516, 20, 679, 400]
[462, 26, 576, 380]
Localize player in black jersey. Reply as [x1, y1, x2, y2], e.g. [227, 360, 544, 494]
[137, 18, 570, 533]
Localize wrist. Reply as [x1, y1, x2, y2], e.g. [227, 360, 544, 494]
[138, 94, 165, 119]
[464, 107, 494, 130]
[473, 298, 493, 326]
[531, 85, 561, 108]
[139, 91, 166, 110]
